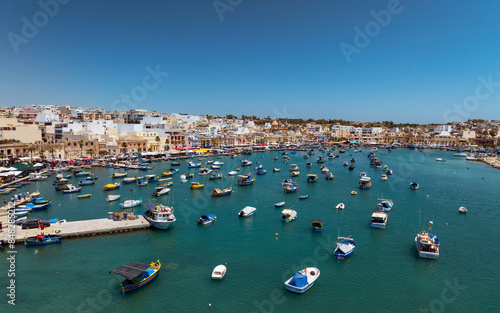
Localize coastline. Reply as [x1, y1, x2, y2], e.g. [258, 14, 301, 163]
[468, 157, 500, 170]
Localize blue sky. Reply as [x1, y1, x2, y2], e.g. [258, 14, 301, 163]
[1, 0, 499, 123]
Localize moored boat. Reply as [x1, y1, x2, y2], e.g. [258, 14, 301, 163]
[211, 265, 227, 280]
[143, 204, 176, 229]
[336, 203, 345, 210]
[238, 206, 256, 217]
[210, 187, 232, 197]
[152, 187, 170, 197]
[112, 172, 128, 178]
[306, 174, 318, 183]
[103, 182, 120, 190]
[415, 221, 439, 259]
[371, 212, 388, 228]
[110, 260, 161, 294]
[311, 219, 323, 232]
[190, 182, 204, 189]
[410, 182, 419, 190]
[24, 229, 61, 246]
[62, 184, 81, 193]
[77, 194, 92, 199]
[274, 202, 285, 207]
[282, 209, 297, 222]
[334, 237, 356, 259]
[284, 267, 320, 294]
[238, 174, 255, 186]
[106, 194, 121, 202]
[458, 206, 467, 213]
[197, 214, 217, 225]
[120, 199, 142, 209]
[378, 199, 393, 212]
[359, 177, 371, 189]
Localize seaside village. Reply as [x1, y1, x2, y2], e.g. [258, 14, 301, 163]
[0, 105, 498, 165]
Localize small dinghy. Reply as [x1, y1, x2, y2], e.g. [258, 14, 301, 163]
[78, 194, 92, 199]
[211, 265, 227, 280]
[336, 203, 345, 210]
[459, 206, 467, 213]
[274, 202, 285, 207]
[106, 194, 120, 202]
[299, 194, 309, 199]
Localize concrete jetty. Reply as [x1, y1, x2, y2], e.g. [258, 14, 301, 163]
[2, 215, 151, 243]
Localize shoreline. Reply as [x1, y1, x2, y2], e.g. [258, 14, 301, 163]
[467, 157, 500, 170]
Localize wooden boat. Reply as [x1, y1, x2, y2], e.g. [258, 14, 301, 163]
[273, 168, 280, 172]
[62, 185, 81, 193]
[54, 183, 70, 191]
[306, 174, 318, 183]
[187, 162, 201, 168]
[208, 173, 222, 180]
[161, 171, 173, 177]
[190, 182, 205, 189]
[24, 229, 62, 246]
[74, 171, 91, 177]
[183, 173, 194, 178]
[103, 182, 120, 190]
[137, 180, 148, 187]
[77, 194, 92, 199]
[211, 265, 227, 280]
[122, 177, 138, 184]
[238, 174, 255, 186]
[112, 172, 127, 178]
[106, 194, 121, 202]
[170, 162, 180, 166]
[299, 194, 310, 199]
[110, 260, 161, 294]
[284, 184, 298, 193]
[290, 171, 300, 177]
[210, 187, 232, 197]
[211, 165, 221, 169]
[146, 175, 159, 182]
[157, 181, 173, 187]
[79, 179, 95, 186]
[53, 178, 68, 184]
[284, 268, 320, 294]
[311, 219, 323, 232]
[197, 214, 217, 225]
[256, 169, 267, 175]
[334, 237, 356, 259]
[274, 202, 285, 207]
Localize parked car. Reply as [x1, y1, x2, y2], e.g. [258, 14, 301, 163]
[21, 219, 51, 229]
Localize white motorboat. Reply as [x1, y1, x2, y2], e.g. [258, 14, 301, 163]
[228, 171, 237, 176]
[238, 206, 256, 217]
[284, 267, 320, 294]
[211, 265, 226, 280]
[120, 199, 142, 209]
[371, 212, 387, 228]
[435, 158, 446, 162]
[415, 221, 439, 259]
[459, 206, 467, 213]
[282, 209, 297, 222]
[152, 187, 170, 197]
[143, 203, 176, 229]
[336, 203, 345, 210]
[213, 161, 224, 166]
[377, 199, 393, 212]
[106, 194, 121, 202]
[241, 160, 252, 166]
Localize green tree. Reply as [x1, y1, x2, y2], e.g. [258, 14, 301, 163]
[121, 142, 128, 153]
[78, 140, 85, 157]
[49, 148, 56, 160]
[39, 149, 46, 160]
[87, 149, 95, 159]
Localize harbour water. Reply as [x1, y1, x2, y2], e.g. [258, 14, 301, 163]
[1, 149, 499, 312]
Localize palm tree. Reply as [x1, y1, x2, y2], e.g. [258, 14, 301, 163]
[78, 140, 85, 157]
[87, 149, 95, 159]
[121, 142, 128, 153]
[164, 138, 170, 151]
[155, 136, 160, 151]
[49, 148, 56, 160]
[0, 151, 5, 160]
[181, 138, 186, 147]
[27, 147, 35, 163]
[39, 149, 46, 160]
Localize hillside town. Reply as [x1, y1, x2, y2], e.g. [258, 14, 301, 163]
[0, 104, 498, 162]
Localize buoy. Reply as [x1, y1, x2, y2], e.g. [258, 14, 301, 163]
[56, 272, 59, 275]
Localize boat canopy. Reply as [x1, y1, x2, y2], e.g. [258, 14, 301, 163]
[337, 243, 351, 253]
[290, 273, 308, 287]
[282, 209, 294, 214]
[307, 174, 318, 177]
[110, 262, 150, 280]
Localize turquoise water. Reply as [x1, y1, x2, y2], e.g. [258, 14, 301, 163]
[1, 149, 499, 313]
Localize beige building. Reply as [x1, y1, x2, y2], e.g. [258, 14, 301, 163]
[0, 124, 42, 143]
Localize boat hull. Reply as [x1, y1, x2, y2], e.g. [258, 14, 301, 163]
[121, 263, 161, 294]
[24, 236, 61, 246]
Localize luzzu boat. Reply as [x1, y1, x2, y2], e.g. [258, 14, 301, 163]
[187, 162, 201, 168]
[359, 177, 371, 189]
[18, 201, 51, 211]
[210, 187, 232, 197]
[209, 172, 222, 180]
[190, 182, 204, 189]
[110, 260, 161, 294]
[307, 174, 318, 183]
[103, 182, 120, 190]
[112, 172, 127, 178]
[24, 229, 62, 246]
[238, 174, 255, 186]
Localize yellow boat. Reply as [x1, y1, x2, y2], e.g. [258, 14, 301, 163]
[78, 194, 92, 199]
[103, 182, 120, 190]
[161, 171, 173, 177]
[190, 182, 204, 189]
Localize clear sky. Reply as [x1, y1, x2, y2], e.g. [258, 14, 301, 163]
[1, 0, 499, 123]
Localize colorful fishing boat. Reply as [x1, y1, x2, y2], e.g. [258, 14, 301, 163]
[74, 171, 91, 177]
[210, 187, 232, 197]
[157, 181, 173, 187]
[143, 204, 175, 229]
[238, 174, 255, 186]
[256, 169, 267, 175]
[325, 172, 334, 180]
[110, 260, 161, 294]
[18, 201, 51, 211]
[161, 171, 173, 177]
[24, 229, 62, 246]
[190, 182, 205, 189]
[62, 184, 81, 193]
[187, 162, 201, 168]
[306, 174, 318, 183]
[209, 172, 222, 180]
[359, 177, 372, 189]
[284, 184, 298, 193]
[103, 182, 120, 191]
[284, 267, 320, 294]
[79, 178, 95, 186]
[311, 219, 323, 232]
[137, 179, 148, 187]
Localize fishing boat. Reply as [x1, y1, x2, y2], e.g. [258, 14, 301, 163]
[213, 161, 224, 166]
[371, 212, 388, 228]
[283, 182, 298, 193]
[146, 175, 159, 182]
[254, 164, 263, 170]
[197, 214, 217, 225]
[299, 194, 310, 199]
[256, 169, 267, 175]
[304, 154, 309, 159]
[290, 171, 300, 177]
[112, 172, 128, 178]
[210, 187, 232, 197]
[289, 164, 299, 171]
[238, 174, 255, 186]
[334, 237, 356, 259]
[209, 172, 223, 180]
[410, 182, 419, 190]
[54, 183, 70, 191]
[122, 177, 138, 184]
[79, 178, 95, 186]
[103, 182, 120, 191]
[306, 162, 312, 166]
[274, 202, 285, 207]
[415, 221, 439, 259]
[311, 219, 323, 232]
[187, 162, 201, 168]
[320, 166, 329, 173]
[171, 161, 180, 166]
[29, 191, 41, 197]
[306, 174, 318, 183]
[106, 194, 121, 202]
[282, 209, 297, 222]
[211, 165, 220, 169]
[152, 186, 170, 197]
[74, 171, 91, 177]
[53, 178, 68, 185]
[183, 173, 194, 178]
[206, 160, 214, 164]
[284, 267, 320, 294]
[273, 168, 280, 172]
[161, 171, 174, 177]
[381, 174, 388, 181]
[24, 229, 62, 246]
[62, 184, 81, 193]
[157, 181, 173, 187]
[198, 168, 212, 176]
[77, 194, 92, 199]
[359, 177, 371, 189]
[378, 199, 393, 212]
[385, 169, 393, 175]
[110, 260, 161, 294]
[238, 206, 256, 217]
[190, 182, 204, 189]
[143, 204, 176, 229]
[325, 172, 334, 180]
[211, 265, 227, 280]
[316, 156, 325, 163]
[351, 158, 356, 163]
[137, 179, 148, 187]
[240, 160, 252, 166]
[228, 170, 238, 175]
[459, 206, 467, 213]
[336, 203, 345, 210]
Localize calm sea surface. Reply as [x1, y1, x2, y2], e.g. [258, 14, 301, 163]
[1, 149, 499, 313]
